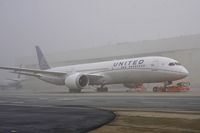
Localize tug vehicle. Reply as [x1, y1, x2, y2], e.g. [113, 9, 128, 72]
[153, 82, 190, 92]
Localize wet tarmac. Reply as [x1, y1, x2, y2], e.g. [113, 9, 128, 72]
[0, 90, 200, 133]
[0, 104, 115, 133]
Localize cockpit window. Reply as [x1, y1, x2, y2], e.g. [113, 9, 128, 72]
[169, 62, 181, 66]
[169, 62, 175, 66]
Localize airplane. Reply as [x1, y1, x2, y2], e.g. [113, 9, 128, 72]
[0, 46, 189, 92]
[0, 72, 26, 90]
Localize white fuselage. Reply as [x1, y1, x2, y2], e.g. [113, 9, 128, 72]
[0, 47, 189, 91]
[47, 56, 189, 85]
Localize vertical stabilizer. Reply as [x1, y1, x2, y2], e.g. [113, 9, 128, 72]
[35, 46, 51, 70]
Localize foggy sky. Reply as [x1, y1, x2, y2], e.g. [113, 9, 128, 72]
[0, 0, 200, 67]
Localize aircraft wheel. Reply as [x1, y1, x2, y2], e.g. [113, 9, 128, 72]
[96, 87, 108, 92]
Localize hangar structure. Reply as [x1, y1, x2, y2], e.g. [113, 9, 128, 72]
[18, 34, 200, 88]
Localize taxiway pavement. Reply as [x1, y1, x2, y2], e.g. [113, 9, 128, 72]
[0, 90, 200, 133]
[0, 91, 199, 111]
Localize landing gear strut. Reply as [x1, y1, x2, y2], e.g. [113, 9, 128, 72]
[164, 81, 172, 87]
[96, 85, 108, 92]
[163, 81, 172, 92]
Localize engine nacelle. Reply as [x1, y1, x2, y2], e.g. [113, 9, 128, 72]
[65, 73, 89, 90]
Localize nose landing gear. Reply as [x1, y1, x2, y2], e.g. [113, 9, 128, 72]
[153, 81, 173, 92]
[164, 81, 172, 87]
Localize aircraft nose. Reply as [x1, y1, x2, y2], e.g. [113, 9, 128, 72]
[181, 66, 189, 77]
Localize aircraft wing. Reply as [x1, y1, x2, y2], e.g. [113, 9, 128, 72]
[6, 78, 28, 82]
[6, 79, 20, 82]
[0, 66, 104, 84]
[0, 66, 66, 76]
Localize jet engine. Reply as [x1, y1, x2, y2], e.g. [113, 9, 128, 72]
[65, 73, 89, 90]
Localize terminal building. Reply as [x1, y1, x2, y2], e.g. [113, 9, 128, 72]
[18, 34, 200, 91]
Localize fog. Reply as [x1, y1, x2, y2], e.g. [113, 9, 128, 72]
[0, 0, 200, 80]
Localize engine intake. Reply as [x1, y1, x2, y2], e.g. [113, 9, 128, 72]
[65, 73, 89, 90]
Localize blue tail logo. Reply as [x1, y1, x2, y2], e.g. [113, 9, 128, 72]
[35, 46, 51, 70]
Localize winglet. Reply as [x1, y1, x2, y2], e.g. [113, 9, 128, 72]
[35, 46, 51, 70]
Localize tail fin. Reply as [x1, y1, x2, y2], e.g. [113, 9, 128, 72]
[35, 46, 51, 70]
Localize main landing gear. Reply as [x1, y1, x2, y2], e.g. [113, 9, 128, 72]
[96, 85, 108, 92]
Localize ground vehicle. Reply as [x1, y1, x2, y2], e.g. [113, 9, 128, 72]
[153, 82, 190, 92]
